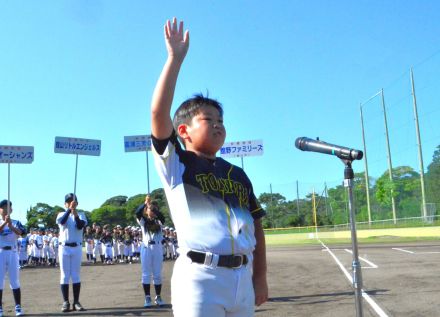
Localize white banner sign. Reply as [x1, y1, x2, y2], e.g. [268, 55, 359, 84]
[124, 135, 152, 152]
[219, 139, 264, 158]
[0, 145, 34, 163]
[54, 137, 101, 156]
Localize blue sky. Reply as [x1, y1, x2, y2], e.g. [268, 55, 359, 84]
[2, 1, 440, 223]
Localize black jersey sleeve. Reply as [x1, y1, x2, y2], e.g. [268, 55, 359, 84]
[244, 173, 266, 220]
[135, 203, 145, 220]
[249, 190, 266, 220]
[151, 130, 178, 155]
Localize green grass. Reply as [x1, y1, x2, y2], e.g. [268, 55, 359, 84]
[265, 232, 440, 246]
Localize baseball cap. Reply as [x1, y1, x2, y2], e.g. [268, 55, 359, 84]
[65, 193, 78, 203]
[0, 199, 12, 209]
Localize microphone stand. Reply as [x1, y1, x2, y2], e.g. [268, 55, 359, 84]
[343, 159, 363, 317]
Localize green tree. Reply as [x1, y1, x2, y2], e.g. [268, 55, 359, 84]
[101, 195, 128, 207]
[426, 145, 440, 213]
[258, 193, 286, 228]
[26, 203, 75, 229]
[125, 194, 145, 225]
[90, 205, 127, 226]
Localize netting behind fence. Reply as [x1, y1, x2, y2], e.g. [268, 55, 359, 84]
[261, 53, 440, 228]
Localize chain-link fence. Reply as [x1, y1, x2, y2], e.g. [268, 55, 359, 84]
[262, 53, 440, 229]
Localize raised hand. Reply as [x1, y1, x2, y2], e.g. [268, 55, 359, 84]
[164, 17, 189, 62]
[145, 195, 151, 206]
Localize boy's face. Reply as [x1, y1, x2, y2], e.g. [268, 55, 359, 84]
[179, 105, 226, 158]
[0, 205, 12, 217]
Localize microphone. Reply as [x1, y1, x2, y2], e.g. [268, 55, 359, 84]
[295, 137, 363, 161]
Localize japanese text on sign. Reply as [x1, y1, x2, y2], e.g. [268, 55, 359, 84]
[54, 137, 101, 156]
[124, 135, 152, 152]
[0, 145, 34, 164]
[219, 139, 264, 158]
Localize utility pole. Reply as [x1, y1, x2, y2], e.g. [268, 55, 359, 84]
[410, 68, 427, 219]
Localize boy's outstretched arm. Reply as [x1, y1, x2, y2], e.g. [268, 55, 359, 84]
[253, 218, 269, 306]
[151, 17, 190, 140]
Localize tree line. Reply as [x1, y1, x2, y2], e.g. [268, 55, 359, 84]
[26, 145, 440, 229]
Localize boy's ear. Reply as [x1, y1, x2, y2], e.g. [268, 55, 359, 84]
[177, 124, 191, 142]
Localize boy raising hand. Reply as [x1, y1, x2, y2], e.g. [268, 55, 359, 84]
[151, 18, 268, 317]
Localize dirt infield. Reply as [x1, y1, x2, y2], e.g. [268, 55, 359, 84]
[2, 241, 440, 316]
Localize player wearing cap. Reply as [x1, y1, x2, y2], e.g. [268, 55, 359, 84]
[33, 228, 44, 266]
[56, 193, 87, 313]
[136, 195, 166, 308]
[101, 227, 114, 265]
[42, 229, 51, 265]
[93, 225, 104, 264]
[84, 226, 94, 264]
[116, 225, 125, 263]
[0, 199, 26, 316]
[50, 230, 59, 267]
[112, 227, 119, 263]
[122, 227, 133, 264]
[17, 232, 28, 269]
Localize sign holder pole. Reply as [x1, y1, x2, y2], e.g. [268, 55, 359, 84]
[146, 151, 150, 194]
[240, 157, 244, 170]
[1, 145, 34, 215]
[73, 154, 79, 197]
[7, 162, 11, 215]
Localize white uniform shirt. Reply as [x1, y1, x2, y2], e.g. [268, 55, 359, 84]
[56, 210, 87, 245]
[34, 235, 43, 248]
[0, 219, 25, 248]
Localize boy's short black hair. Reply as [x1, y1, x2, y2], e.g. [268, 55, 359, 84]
[0, 199, 12, 209]
[65, 193, 78, 203]
[172, 93, 223, 143]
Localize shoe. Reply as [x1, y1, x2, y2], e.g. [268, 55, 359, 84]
[155, 295, 164, 307]
[61, 301, 70, 312]
[144, 295, 152, 308]
[15, 305, 23, 316]
[73, 302, 85, 311]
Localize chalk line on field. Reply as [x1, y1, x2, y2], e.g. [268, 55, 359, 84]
[392, 247, 414, 254]
[320, 240, 389, 317]
[344, 249, 378, 269]
[392, 247, 440, 255]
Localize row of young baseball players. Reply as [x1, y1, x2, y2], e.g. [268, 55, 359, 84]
[14, 224, 178, 268]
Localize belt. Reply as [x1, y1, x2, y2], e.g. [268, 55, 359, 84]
[0, 246, 12, 250]
[187, 251, 248, 269]
[63, 242, 78, 247]
[148, 240, 156, 245]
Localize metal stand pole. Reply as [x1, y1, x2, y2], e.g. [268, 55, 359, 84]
[146, 151, 150, 194]
[7, 163, 11, 215]
[344, 160, 363, 317]
[74, 154, 79, 197]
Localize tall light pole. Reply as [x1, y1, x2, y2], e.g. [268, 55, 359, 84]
[380, 89, 397, 224]
[359, 103, 372, 225]
[410, 68, 427, 219]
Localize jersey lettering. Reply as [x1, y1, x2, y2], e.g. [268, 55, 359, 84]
[195, 173, 249, 206]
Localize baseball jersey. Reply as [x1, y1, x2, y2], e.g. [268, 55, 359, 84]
[56, 210, 87, 245]
[0, 219, 26, 248]
[34, 235, 44, 249]
[51, 236, 59, 248]
[136, 205, 165, 245]
[101, 234, 113, 247]
[17, 236, 28, 251]
[152, 132, 265, 256]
